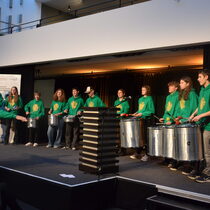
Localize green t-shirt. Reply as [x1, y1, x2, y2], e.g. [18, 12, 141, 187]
[65, 96, 84, 115]
[197, 84, 210, 131]
[163, 91, 179, 123]
[114, 98, 130, 114]
[24, 99, 45, 119]
[50, 100, 66, 117]
[84, 95, 106, 107]
[137, 96, 155, 118]
[175, 89, 198, 122]
[0, 93, 3, 107]
[5, 96, 23, 114]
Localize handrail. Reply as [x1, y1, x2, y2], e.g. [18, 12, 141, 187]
[0, 0, 145, 35]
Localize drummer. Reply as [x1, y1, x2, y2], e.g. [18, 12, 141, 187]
[169, 76, 198, 171]
[190, 69, 210, 183]
[84, 86, 106, 107]
[46, 89, 66, 149]
[159, 81, 179, 166]
[159, 81, 179, 125]
[114, 89, 130, 117]
[114, 89, 130, 156]
[63, 88, 84, 150]
[24, 92, 45, 147]
[130, 85, 155, 161]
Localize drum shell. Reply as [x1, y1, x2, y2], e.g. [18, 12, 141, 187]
[48, 114, 58, 126]
[27, 118, 36, 128]
[163, 126, 176, 159]
[148, 126, 163, 157]
[120, 118, 144, 148]
[63, 115, 75, 123]
[175, 124, 203, 161]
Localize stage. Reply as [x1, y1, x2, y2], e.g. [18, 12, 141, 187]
[0, 144, 210, 209]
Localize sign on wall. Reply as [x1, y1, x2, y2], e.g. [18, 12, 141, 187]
[0, 74, 21, 98]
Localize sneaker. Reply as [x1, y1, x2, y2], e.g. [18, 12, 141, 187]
[53, 145, 60, 149]
[195, 174, 210, 183]
[46, 144, 52, 148]
[25, 142, 32, 146]
[33, 143, 38, 147]
[130, 154, 138, 160]
[72, 147, 76, 151]
[187, 170, 200, 180]
[181, 168, 193, 175]
[170, 167, 178, 171]
[168, 163, 173, 168]
[141, 154, 149, 162]
[62, 146, 70, 149]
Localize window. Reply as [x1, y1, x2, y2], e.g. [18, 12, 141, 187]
[8, 15, 12, 33]
[18, 14, 22, 32]
[9, 0, 13, 9]
[20, 0, 23, 6]
[0, 8, 1, 31]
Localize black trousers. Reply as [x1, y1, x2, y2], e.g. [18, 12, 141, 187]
[4, 119, 18, 144]
[65, 117, 80, 148]
[28, 119, 41, 143]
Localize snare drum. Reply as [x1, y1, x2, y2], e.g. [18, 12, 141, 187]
[162, 125, 176, 159]
[175, 123, 203, 161]
[120, 118, 144, 148]
[48, 114, 58, 126]
[63, 115, 75, 123]
[27, 118, 36, 128]
[148, 126, 163, 157]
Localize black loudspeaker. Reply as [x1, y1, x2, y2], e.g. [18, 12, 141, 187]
[79, 107, 119, 174]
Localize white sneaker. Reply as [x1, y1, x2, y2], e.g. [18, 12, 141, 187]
[33, 143, 38, 147]
[141, 154, 149, 162]
[46, 144, 52, 148]
[130, 154, 138, 160]
[72, 147, 76, 151]
[25, 142, 32, 146]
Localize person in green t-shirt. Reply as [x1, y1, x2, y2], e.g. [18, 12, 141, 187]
[170, 77, 198, 172]
[4, 86, 23, 145]
[130, 85, 155, 161]
[114, 89, 130, 116]
[84, 86, 106, 107]
[159, 81, 179, 125]
[24, 92, 45, 147]
[63, 88, 84, 150]
[47, 89, 66, 148]
[189, 70, 210, 183]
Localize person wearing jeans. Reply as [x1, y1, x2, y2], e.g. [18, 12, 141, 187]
[47, 89, 66, 149]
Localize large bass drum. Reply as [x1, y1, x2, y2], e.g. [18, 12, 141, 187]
[175, 123, 203, 161]
[162, 125, 176, 159]
[120, 118, 144, 148]
[148, 126, 163, 157]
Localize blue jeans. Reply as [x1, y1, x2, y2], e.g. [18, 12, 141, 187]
[47, 118, 64, 147]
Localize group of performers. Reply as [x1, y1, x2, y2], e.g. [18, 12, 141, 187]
[114, 69, 210, 183]
[0, 69, 209, 183]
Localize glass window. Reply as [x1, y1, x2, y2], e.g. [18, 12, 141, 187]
[20, 0, 23, 6]
[18, 14, 22, 32]
[9, 0, 13, 9]
[8, 15, 12, 33]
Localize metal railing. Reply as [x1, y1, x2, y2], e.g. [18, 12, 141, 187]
[0, 0, 149, 36]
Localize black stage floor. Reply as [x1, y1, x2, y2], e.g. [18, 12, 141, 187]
[0, 144, 210, 199]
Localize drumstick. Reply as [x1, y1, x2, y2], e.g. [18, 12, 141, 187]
[153, 114, 161, 120]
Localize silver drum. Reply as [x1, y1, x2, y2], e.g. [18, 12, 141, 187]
[175, 123, 203, 161]
[163, 125, 176, 159]
[48, 114, 58, 126]
[148, 126, 163, 157]
[120, 118, 144, 148]
[63, 115, 75, 123]
[27, 118, 36, 128]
